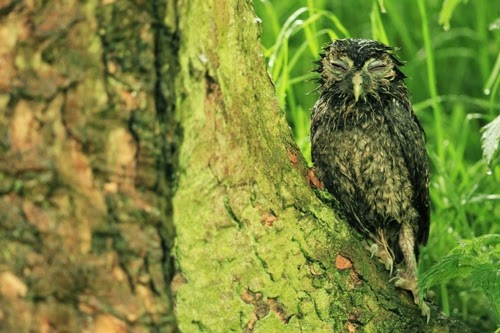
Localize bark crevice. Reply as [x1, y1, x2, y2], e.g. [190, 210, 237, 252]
[151, 0, 181, 330]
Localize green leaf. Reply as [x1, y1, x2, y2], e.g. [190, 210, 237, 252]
[481, 115, 500, 165]
[438, 0, 468, 31]
[420, 235, 500, 318]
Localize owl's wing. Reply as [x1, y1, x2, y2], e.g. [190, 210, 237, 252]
[387, 102, 431, 246]
[410, 113, 431, 246]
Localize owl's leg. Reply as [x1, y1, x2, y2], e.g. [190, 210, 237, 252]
[390, 221, 430, 322]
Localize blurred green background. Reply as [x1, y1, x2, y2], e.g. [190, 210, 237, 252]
[254, 1, 499, 332]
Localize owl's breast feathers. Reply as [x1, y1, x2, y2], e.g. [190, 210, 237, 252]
[311, 97, 430, 251]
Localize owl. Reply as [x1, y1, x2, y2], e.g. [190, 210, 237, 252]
[310, 38, 430, 319]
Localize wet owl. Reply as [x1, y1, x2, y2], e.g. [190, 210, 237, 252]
[310, 38, 430, 319]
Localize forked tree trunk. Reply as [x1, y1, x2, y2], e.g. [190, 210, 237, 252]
[0, 0, 471, 332]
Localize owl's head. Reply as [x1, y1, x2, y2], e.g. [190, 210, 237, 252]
[315, 38, 407, 103]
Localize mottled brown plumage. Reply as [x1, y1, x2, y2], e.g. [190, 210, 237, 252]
[310, 38, 430, 319]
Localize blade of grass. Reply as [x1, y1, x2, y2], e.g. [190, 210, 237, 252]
[483, 50, 500, 96]
[370, 0, 389, 44]
[474, 0, 490, 82]
[413, 95, 500, 112]
[383, 1, 417, 55]
[268, 7, 308, 71]
[288, 29, 340, 70]
[256, 0, 281, 41]
[304, 0, 319, 56]
[418, 0, 445, 160]
[484, 50, 500, 117]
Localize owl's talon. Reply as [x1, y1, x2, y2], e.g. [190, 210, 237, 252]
[419, 299, 431, 323]
[389, 275, 404, 287]
[390, 268, 403, 279]
[368, 243, 378, 258]
[365, 242, 394, 275]
[390, 270, 415, 290]
[390, 270, 431, 322]
[384, 257, 394, 276]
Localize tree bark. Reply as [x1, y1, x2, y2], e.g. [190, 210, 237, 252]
[0, 1, 176, 332]
[171, 1, 472, 333]
[0, 0, 472, 333]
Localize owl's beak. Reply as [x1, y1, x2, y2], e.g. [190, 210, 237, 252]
[352, 73, 363, 102]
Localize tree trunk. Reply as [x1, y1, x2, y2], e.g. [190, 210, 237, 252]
[0, 1, 176, 332]
[171, 1, 472, 333]
[0, 0, 471, 332]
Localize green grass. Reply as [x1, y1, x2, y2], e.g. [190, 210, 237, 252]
[254, 1, 500, 332]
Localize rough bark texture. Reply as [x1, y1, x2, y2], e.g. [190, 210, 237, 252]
[0, 1, 177, 332]
[0, 0, 472, 333]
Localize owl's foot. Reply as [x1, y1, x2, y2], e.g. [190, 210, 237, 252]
[390, 270, 431, 323]
[366, 242, 394, 276]
[389, 269, 416, 291]
[420, 300, 431, 323]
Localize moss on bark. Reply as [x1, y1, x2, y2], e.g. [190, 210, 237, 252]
[172, 1, 472, 332]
